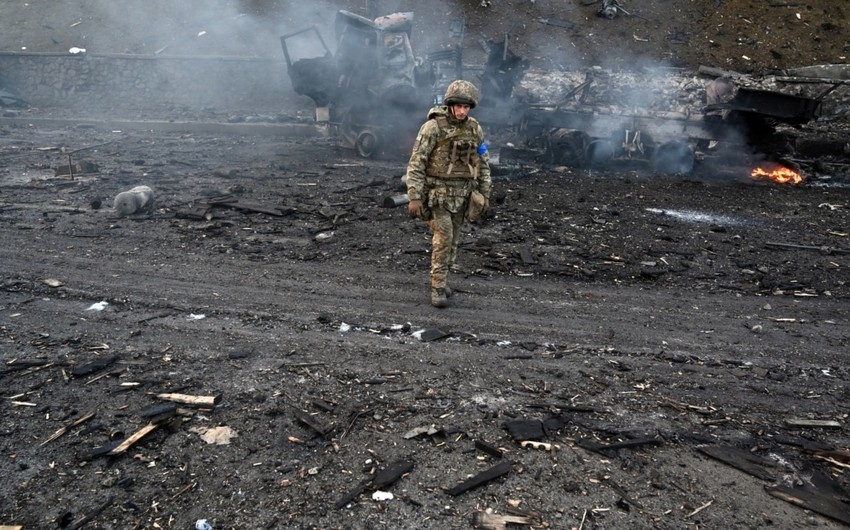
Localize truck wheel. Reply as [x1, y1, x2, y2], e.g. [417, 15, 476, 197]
[586, 140, 614, 167]
[355, 130, 380, 158]
[652, 141, 694, 175]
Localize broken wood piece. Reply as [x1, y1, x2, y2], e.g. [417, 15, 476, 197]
[41, 410, 96, 446]
[446, 461, 513, 496]
[504, 420, 544, 441]
[473, 511, 533, 530]
[156, 392, 221, 407]
[371, 459, 414, 490]
[685, 499, 714, 519]
[139, 403, 178, 424]
[0, 526, 24, 530]
[71, 355, 118, 377]
[294, 409, 333, 436]
[106, 423, 158, 456]
[475, 439, 504, 458]
[333, 459, 414, 509]
[606, 478, 646, 511]
[784, 418, 842, 429]
[65, 496, 115, 530]
[334, 478, 371, 509]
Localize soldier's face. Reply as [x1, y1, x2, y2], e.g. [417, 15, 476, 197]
[449, 104, 470, 120]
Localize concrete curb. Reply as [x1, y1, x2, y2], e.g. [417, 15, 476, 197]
[0, 117, 319, 137]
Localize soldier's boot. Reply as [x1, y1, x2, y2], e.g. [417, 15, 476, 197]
[431, 288, 448, 308]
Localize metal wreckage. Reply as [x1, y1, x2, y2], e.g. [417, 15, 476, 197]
[280, 9, 827, 174]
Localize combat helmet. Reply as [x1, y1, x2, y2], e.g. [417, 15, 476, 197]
[443, 80, 479, 109]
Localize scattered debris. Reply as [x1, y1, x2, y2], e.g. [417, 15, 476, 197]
[473, 511, 534, 530]
[195, 425, 238, 445]
[114, 185, 155, 217]
[446, 461, 513, 496]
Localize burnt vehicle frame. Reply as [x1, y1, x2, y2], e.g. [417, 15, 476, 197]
[280, 10, 435, 158]
[281, 10, 825, 173]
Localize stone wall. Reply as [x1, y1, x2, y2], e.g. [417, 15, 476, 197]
[0, 52, 305, 118]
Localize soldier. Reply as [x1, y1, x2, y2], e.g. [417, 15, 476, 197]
[405, 80, 492, 308]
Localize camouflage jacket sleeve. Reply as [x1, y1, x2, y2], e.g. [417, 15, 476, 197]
[405, 119, 439, 201]
[475, 122, 492, 199]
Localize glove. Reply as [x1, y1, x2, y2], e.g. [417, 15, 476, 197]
[408, 199, 424, 219]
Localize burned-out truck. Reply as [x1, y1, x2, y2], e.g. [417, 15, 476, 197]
[282, 10, 825, 173]
[280, 10, 435, 158]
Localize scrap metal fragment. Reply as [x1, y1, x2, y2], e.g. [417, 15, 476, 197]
[446, 461, 513, 496]
[419, 328, 449, 342]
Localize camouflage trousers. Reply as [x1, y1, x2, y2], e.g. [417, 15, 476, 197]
[427, 206, 467, 289]
[424, 177, 474, 289]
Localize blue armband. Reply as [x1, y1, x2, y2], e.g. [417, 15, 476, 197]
[477, 142, 488, 156]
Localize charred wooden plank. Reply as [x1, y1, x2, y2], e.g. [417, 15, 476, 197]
[577, 436, 663, 454]
[106, 423, 159, 456]
[446, 461, 513, 496]
[765, 470, 850, 525]
[71, 355, 118, 377]
[294, 409, 333, 437]
[41, 410, 96, 446]
[371, 459, 414, 490]
[334, 478, 371, 509]
[65, 496, 115, 530]
[139, 403, 178, 424]
[156, 392, 221, 407]
[475, 439, 504, 459]
[697, 445, 777, 481]
[504, 420, 544, 441]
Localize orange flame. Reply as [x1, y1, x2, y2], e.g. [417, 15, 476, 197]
[751, 166, 803, 185]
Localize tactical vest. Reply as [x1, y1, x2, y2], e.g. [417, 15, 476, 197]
[425, 116, 481, 179]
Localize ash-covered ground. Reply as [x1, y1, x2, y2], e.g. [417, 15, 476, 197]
[1, 1, 850, 530]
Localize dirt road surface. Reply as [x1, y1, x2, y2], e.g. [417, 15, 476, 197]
[0, 119, 848, 529]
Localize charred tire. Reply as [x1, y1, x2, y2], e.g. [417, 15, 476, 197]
[651, 141, 694, 175]
[547, 129, 589, 167]
[355, 130, 380, 158]
[586, 140, 615, 167]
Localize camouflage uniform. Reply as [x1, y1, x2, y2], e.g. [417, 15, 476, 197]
[405, 80, 491, 307]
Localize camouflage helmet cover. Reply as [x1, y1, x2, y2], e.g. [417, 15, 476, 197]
[443, 80, 479, 109]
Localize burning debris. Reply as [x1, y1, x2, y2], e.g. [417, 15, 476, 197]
[751, 164, 804, 185]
